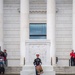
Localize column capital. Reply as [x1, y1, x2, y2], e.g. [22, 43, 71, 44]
[20, 0, 29, 13]
[47, 0, 55, 14]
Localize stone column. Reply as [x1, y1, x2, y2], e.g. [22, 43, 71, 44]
[0, 0, 3, 51]
[47, 0, 56, 66]
[20, 0, 29, 66]
[72, 0, 75, 51]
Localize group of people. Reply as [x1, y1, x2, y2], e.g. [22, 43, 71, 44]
[0, 49, 7, 74]
[70, 50, 75, 66]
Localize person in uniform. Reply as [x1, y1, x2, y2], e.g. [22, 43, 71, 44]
[33, 54, 43, 75]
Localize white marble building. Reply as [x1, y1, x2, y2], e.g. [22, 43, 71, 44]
[0, 0, 74, 67]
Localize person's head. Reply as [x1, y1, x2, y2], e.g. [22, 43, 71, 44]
[36, 54, 39, 58]
[4, 49, 6, 52]
[72, 50, 74, 52]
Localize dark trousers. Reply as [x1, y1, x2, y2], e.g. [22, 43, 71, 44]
[35, 66, 40, 75]
[73, 58, 75, 66]
[0, 67, 5, 74]
[71, 57, 74, 66]
[4, 60, 7, 66]
[36, 69, 38, 75]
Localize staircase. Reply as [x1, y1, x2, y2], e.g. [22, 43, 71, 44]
[54, 66, 75, 74]
[5, 67, 22, 74]
[4, 66, 75, 75]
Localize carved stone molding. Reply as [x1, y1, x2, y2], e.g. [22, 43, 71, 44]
[30, 11, 46, 14]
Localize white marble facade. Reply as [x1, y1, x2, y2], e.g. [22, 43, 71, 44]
[0, 0, 73, 66]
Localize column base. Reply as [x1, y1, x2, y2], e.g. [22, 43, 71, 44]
[20, 65, 55, 75]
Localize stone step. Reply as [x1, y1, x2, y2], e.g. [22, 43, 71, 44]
[4, 66, 75, 74]
[5, 67, 22, 74]
[54, 66, 75, 74]
[5, 74, 19, 75]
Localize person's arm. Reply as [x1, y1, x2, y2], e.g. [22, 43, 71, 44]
[39, 58, 42, 65]
[33, 59, 36, 66]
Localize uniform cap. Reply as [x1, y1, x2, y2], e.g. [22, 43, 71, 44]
[36, 54, 39, 56]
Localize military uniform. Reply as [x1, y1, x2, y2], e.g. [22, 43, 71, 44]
[33, 56, 43, 75]
[33, 58, 42, 66]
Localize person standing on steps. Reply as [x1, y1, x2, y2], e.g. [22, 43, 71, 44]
[3, 49, 7, 66]
[33, 54, 43, 75]
[70, 50, 74, 66]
